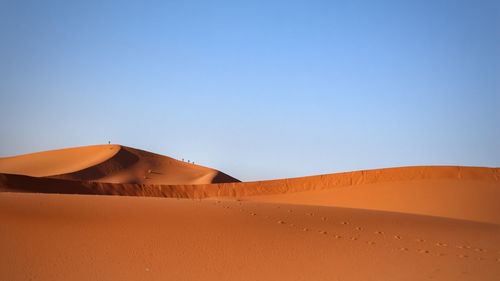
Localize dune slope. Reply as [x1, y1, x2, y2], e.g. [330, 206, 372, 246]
[0, 144, 239, 184]
[0, 144, 121, 177]
[244, 171, 500, 224]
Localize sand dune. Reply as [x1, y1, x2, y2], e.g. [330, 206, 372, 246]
[244, 170, 500, 224]
[0, 144, 239, 184]
[1, 164, 499, 224]
[1, 145, 499, 281]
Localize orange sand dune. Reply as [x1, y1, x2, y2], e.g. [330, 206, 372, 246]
[243, 167, 500, 224]
[1, 164, 499, 224]
[0, 144, 239, 184]
[1, 192, 499, 281]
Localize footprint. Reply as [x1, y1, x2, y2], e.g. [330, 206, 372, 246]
[321, 217, 328, 221]
[355, 227, 362, 231]
[417, 249, 430, 254]
[415, 239, 425, 243]
[340, 221, 349, 225]
[350, 237, 358, 241]
[399, 247, 409, 251]
[374, 231, 384, 235]
[250, 213, 257, 216]
[318, 231, 328, 235]
[458, 254, 469, 259]
[277, 220, 285, 224]
[302, 228, 309, 232]
[474, 248, 484, 252]
[334, 235, 342, 239]
[393, 235, 401, 239]
[367, 241, 376, 245]
[435, 242, 448, 247]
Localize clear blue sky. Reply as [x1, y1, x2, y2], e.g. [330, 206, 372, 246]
[1, 0, 499, 181]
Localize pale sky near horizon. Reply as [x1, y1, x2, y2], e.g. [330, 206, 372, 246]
[1, 0, 499, 181]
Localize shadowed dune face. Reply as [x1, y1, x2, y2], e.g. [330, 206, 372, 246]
[0, 144, 239, 185]
[51, 146, 140, 181]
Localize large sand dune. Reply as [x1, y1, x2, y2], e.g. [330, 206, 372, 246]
[0, 144, 239, 184]
[1, 145, 499, 281]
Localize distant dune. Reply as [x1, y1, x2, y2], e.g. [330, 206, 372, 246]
[1, 145, 499, 281]
[0, 144, 239, 184]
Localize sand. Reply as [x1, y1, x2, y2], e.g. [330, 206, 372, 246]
[1, 145, 499, 281]
[0, 144, 239, 184]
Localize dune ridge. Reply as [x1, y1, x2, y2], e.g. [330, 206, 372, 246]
[2, 166, 497, 197]
[1, 165, 499, 224]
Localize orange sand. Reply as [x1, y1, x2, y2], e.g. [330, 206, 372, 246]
[0, 145, 499, 281]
